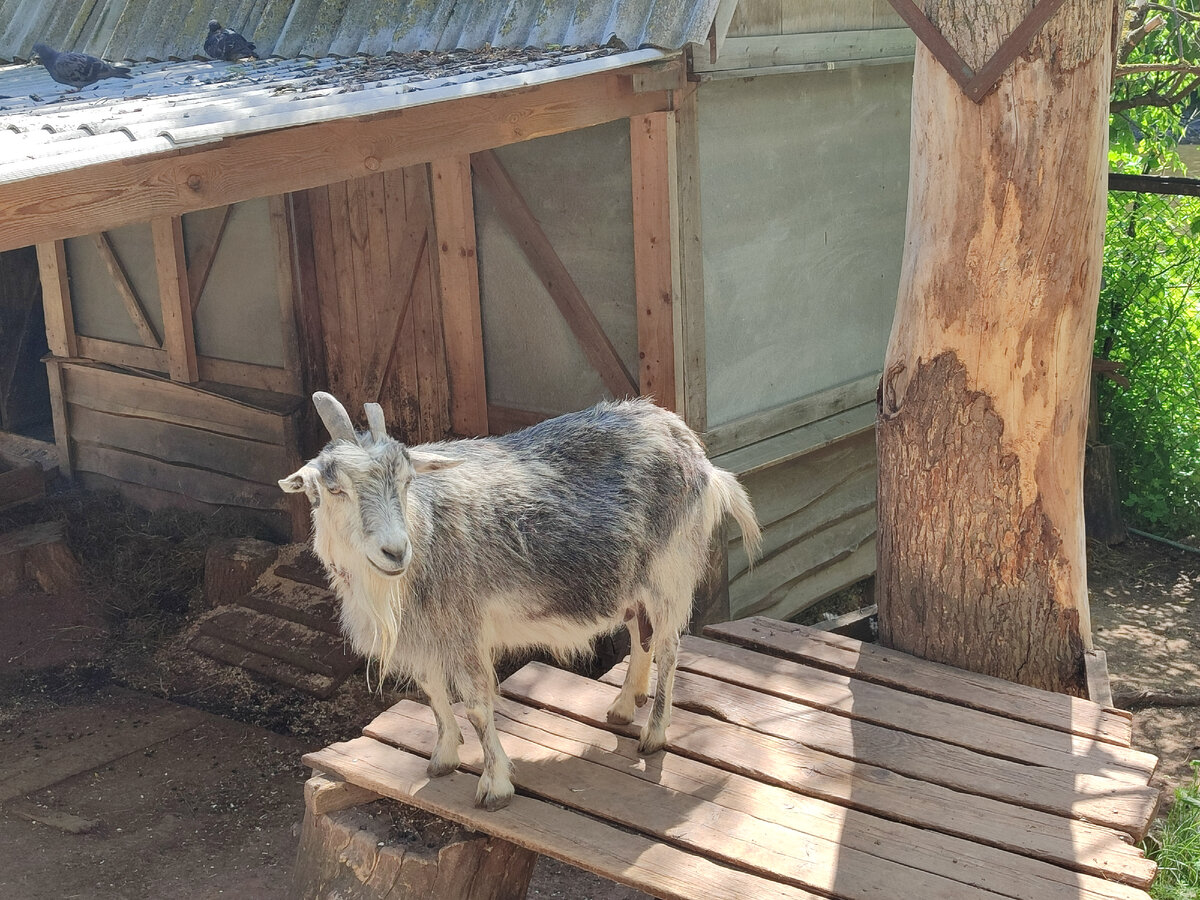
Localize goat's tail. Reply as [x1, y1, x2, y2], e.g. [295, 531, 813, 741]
[710, 467, 762, 567]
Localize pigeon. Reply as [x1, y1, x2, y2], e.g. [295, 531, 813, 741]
[32, 43, 132, 91]
[204, 20, 259, 61]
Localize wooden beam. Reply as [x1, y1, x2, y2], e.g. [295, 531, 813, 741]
[152, 216, 198, 382]
[75, 335, 167, 372]
[672, 84, 707, 433]
[630, 112, 679, 412]
[91, 232, 161, 348]
[430, 156, 488, 437]
[471, 150, 638, 400]
[186, 204, 232, 315]
[36, 241, 76, 358]
[43, 359, 72, 477]
[268, 195, 304, 395]
[0, 72, 673, 254]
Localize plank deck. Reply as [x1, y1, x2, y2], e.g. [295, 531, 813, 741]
[302, 619, 1160, 899]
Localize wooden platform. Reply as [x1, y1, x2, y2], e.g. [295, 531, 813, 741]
[303, 617, 1161, 900]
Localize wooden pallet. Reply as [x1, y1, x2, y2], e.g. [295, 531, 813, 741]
[303, 618, 1161, 900]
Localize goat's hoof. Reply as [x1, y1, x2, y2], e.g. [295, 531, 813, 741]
[638, 727, 667, 755]
[427, 757, 459, 778]
[634, 693, 650, 708]
[605, 706, 634, 725]
[476, 783, 514, 811]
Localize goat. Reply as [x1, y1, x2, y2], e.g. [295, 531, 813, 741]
[280, 392, 761, 810]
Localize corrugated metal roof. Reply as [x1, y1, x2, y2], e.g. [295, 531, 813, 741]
[0, 46, 668, 184]
[0, 0, 719, 63]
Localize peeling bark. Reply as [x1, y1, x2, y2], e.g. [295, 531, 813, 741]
[877, 0, 1113, 695]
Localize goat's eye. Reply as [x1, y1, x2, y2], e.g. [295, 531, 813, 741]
[326, 484, 343, 495]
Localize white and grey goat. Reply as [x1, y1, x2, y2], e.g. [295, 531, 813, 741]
[280, 392, 761, 810]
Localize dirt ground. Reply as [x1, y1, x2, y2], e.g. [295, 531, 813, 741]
[1, 517, 1197, 899]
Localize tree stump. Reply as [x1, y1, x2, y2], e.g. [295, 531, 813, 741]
[293, 795, 537, 900]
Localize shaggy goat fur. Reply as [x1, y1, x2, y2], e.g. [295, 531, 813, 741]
[280, 392, 760, 810]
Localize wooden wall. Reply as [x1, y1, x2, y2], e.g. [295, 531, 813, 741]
[729, 0, 906, 35]
[300, 167, 450, 445]
[54, 360, 302, 532]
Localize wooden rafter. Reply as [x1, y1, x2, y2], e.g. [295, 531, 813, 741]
[430, 156, 488, 437]
[0, 70, 673, 254]
[91, 231, 161, 348]
[186, 204, 233, 315]
[471, 149, 638, 400]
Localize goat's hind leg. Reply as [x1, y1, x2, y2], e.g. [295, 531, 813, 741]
[639, 628, 678, 755]
[606, 604, 653, 725]
[461, 657, 514, 811]
[422, 677, 462, 778]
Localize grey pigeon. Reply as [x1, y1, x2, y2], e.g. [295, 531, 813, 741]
[204, 20, 258, 61]
[32, 43, 132, 90]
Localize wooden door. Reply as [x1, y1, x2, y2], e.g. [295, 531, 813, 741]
[305, 167, 450, 444]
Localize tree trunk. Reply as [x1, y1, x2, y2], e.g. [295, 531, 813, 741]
[876, 0, 1115, 696]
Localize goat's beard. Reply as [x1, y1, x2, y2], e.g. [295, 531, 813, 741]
[361, 577, 404, 694]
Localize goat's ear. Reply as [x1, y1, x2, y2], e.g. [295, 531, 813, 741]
[279, 465, 322, 508]
[408, 450, 465, 474]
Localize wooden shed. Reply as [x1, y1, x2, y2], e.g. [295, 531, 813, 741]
[0, 0, 915, 623]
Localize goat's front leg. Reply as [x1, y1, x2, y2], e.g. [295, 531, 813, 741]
[607, 605, 653, 725]
[639, 628, 678, 755]
[461, 658, 513, 811]
[422, 676, 462, 778]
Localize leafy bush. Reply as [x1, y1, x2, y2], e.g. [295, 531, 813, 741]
[1098, 189, 1200, 538]
[1143, 761, 1200, 900]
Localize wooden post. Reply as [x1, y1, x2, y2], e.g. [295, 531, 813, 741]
[430, 156, 489, 437]
[876, 0, 1112, 695]
[631, 111, 680, 411]
[152, 216, 199, 383]
[672, 84, 707, 435]
[36, 241, 76, 358]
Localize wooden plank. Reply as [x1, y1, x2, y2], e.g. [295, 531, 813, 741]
[705, 373, 880, 457]
[693, 29, 917, 73]
[734, 539, 877, 622]
[405, 166, 448, 443]
[673, 83, 707, 433]
[705, 617, 1135, 747]
[304, 772, 382, 817]
[0, 70, 674, 254]
[398, 696, 1154, 898]
[303, 738, 823, 900]
[151, 216, 198, 382]
[305, 185, 342, 400]
[90, 232, 161, 348]
[196, 356, 296, 395]
[728, 0, 783, 37]
[429, 156, 488, 437]
[72, 443, 288, 510]
[355, 172, 390, 406]
[676, 635, 1157, 784]
[267, 194, 304, 395]
[36, 241, 76, 358]
[378, 170, 420, 442]
[471, 150, 637, 400]
[364, 706, 1013, 900]
[60, 362, 288, 443]
[42, 359, 72, 477]
[74, 335, 169, 372]
[598, 662, 1160, 839]
[502, 663, 1156, 886]
[712, 402, 876, 476]
[630, 111, 679, 411]
[66, 403, 289, 486]
[326, 180, 362, 404]
[1086, 649, 1116, 710]
[285, 190, 330, 401]
[185, 204, 232, 315]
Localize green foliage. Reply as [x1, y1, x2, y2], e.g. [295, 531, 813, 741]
[1099, 190, 1200, 537]
[1143, 761, 1200, 900]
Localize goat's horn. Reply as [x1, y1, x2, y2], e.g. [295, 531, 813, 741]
[363, 403, 387, 443]
[313, 392, 357, 443]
